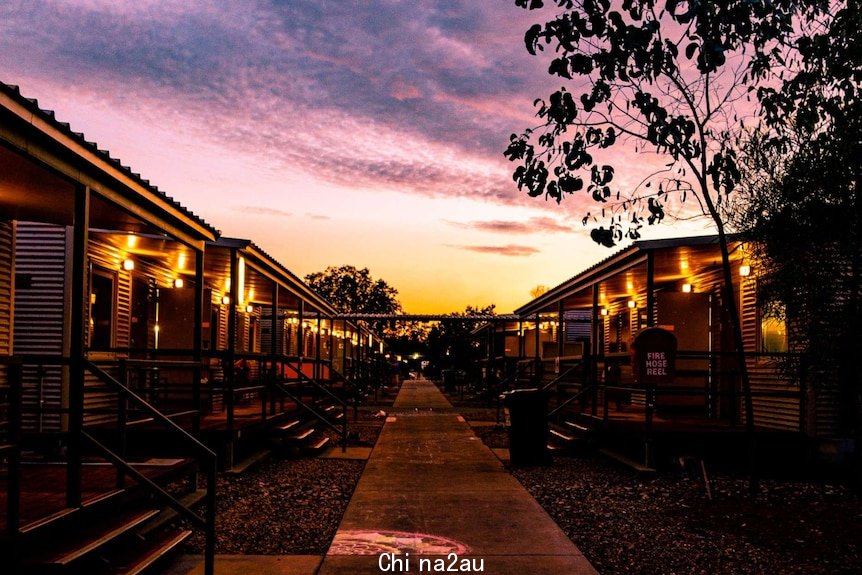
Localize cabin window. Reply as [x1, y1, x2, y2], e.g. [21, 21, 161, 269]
[89, 268, 116, 350]
[608, 310, 630, 353]
[760, 314, 788, 354]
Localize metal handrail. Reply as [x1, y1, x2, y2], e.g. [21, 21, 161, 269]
[85, 360, 216, 575]
[273, 358, 347, 451]
[540, 362, 584, 393]
[548, 383, 596, 420]
[1, 358, 22, 555]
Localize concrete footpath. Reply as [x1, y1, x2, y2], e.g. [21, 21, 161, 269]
[318, 378, 597, 574]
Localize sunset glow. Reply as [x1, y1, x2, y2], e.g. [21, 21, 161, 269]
[0, 1, 711, 313]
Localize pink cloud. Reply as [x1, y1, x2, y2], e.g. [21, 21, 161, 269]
[448, 216, 574, 234]
[451, 244, 540, 257]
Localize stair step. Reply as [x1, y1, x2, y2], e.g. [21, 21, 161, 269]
[288, 428, 314, 441]
[20, 506, 78, 534]
[564, 420, 590, 434]
[598, 448, 657, 476]
[307, 436, 331, 451]
[226, 449, 271, 475]
[277, 419, 301, 432]
[107, 529, 193, 575]
[30, 508, 160, 566]
[82, 489, 126, 509]
[549, 429, 577, 443]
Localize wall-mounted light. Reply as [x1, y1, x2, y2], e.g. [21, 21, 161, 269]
[221, 295, 230, 305]
[238, 257, 246, 304]
[600, 308, 609, 316]
[122, 258, 135, 271]
[739, 264, 751, 277]
[245, 304, 254, 314]
[173, 278, 184, 288]
[627, 299, 637, 309]
[126, 233, 137, 249]
[682, 283, 692, 293]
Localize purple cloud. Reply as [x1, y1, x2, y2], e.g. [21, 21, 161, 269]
[451, 244, 540, 257]
[0, 1, 575, 208]
[237, 206, 292, 217]
[448, 217, 575, 234]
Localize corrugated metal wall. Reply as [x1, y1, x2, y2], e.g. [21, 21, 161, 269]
[0, 220, 13, 356]
[84, 239, 135, 425]
[739, 275, 803, 432]
[0, 220, 14, 396]
[13, 222, 67, 432]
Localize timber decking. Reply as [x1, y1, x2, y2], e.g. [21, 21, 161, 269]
[0, 458, 193, 535]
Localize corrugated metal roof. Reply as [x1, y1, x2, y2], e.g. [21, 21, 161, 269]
[514, 233, 734, 315]
[0, 82, 219, 238]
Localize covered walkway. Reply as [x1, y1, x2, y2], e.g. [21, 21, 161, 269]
[319, 378, 596, 574]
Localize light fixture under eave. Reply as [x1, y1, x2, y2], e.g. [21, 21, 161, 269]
[245, 304, 254, 314]
[600, 308, 609, 316]
[682, 283, 692, 293]
[739, 264, 752, 277]
[221, 295, 230, 305]
[173, 278, 184, 288]
[122, 258, 135, 271]
[627, 300, 637, 309]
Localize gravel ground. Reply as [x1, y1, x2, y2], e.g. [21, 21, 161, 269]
[183, 457, 365, 555]
[512, 456, 862, 575]
[463, 387, 862, 574]
[182, 381, 862, 573]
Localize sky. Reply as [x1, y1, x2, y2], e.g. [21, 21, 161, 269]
[0, 0, 714, 313]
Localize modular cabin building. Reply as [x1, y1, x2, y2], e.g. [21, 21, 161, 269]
[193, 237, 373, 465]
[0, 82, 221, 573]
[498, 235, 835, 469]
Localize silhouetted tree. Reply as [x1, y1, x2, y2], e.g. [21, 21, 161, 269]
[305, 265, 401, 335]
[505, 0, 839, 491]
[426, 305, 497, 372]
[734, 2, 861, 483]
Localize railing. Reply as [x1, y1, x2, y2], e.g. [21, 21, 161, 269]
[542, 350, 807, 467]
[494, 371, 520, 426]
[540, 361, 585, 393]
[1, 358, 22, 555]
[272, 356, 348, 451]
[84, 360, 216, 575]
[328, 365, 363, 422]
[0, 355, 216, 575]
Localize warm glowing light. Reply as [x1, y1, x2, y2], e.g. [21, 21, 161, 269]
[222, 295, 230, 305]
[739, 264, 751, 277]
[682, 283, 692, 293]
[126, 233, 137, 249]
[238, 257, 246, 304]
[177, 252, 187, 270]
[600, 308, 608, 316]
[154, 324, 160, 333]
[680, 259, 689, 271]
[248, 288, 255, 301]
[627, 300, 637, 309]
[122, 258, 135, 271]
[245, 304, 254, 313]
[173, 278, 184, 288]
